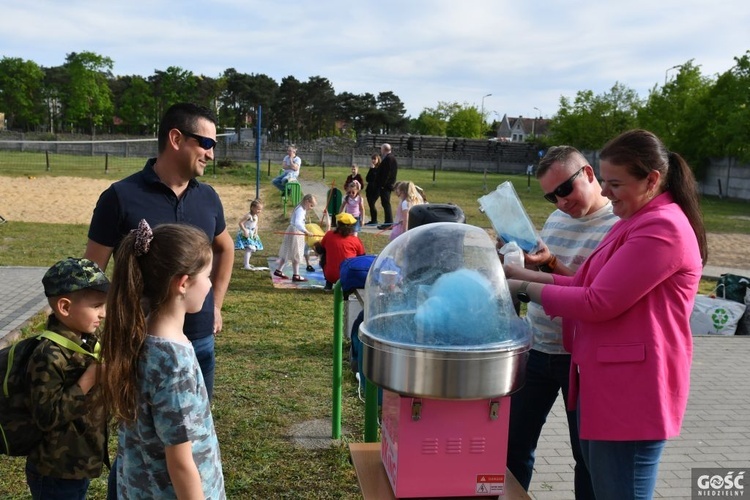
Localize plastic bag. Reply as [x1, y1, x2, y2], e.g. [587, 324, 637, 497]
[498, 241, 524, 268]
[689, 294, 746, 335]
[716, 273, 750, 303]
[738, 288, 750, 335]
[478, 181, 541, 253]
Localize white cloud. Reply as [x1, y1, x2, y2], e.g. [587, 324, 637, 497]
[2, 0, 748, 118]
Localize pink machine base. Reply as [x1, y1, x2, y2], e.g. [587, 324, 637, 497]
[380, 389, 511, 498]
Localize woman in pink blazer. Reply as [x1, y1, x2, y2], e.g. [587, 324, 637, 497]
[507, 130, 707, 499]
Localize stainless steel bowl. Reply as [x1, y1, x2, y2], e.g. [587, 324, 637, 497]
[359, 311, 531, 400]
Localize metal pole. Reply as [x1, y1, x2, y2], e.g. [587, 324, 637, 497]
[256, 105, 262, 200]
[665, 64, 680, 85]
[481, 93, 492, 122]
[105, 153, 109, 174]
[332, 281, 344, 439]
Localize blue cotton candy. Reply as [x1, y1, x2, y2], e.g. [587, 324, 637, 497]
[414, 269, 506, 346]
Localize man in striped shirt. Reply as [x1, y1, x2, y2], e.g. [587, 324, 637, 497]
[506, 146, 618, 499]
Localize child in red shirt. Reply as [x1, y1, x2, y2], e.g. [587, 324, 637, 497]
[319, 213, 365, 290]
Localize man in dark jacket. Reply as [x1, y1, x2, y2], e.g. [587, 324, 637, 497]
[376, 143, 398, 229]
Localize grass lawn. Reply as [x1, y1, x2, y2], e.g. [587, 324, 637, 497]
[0, 159, 745, 497]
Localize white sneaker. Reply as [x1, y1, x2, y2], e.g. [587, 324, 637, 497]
[243, 265, 255, 270]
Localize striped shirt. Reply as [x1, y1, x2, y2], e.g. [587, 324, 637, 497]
[526, 203, 618, 354]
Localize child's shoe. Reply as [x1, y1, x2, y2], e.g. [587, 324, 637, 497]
[274, 269, 289, 279]
[306, 265, 315, 272]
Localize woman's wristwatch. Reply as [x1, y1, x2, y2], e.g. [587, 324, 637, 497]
[517, 281, 531, 303]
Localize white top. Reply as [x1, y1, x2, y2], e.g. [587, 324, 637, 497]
[290, 204, 307, 233]
[282, 155, 302, 179]
[525, 203, 618, 354]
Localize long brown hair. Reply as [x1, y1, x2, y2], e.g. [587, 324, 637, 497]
[99, 223, 212, 423]
[600, 129, 708, 264]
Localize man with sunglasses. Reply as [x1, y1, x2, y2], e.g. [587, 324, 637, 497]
[85, 102, 234, 402]
[505, 145, 617, 499]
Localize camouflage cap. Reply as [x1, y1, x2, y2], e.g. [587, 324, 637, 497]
[42, 257, 110, 297]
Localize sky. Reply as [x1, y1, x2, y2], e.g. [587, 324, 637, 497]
[2, 0, 749, 120]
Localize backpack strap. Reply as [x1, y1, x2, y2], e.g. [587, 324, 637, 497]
[38, 331, 100, 361]
[2, 332, 100, 398]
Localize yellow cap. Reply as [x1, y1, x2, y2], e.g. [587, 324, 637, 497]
[336, 213, 357, 225]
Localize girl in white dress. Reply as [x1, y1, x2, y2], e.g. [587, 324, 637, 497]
[275, 194, 317, 282]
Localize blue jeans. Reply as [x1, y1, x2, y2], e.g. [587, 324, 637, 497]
[26, 460, 90, 500]
[191, 333, 216, 401]
[579, 438, 666, 500]
[106, 457, 118, 500]
[272, 172, 295, 192]
[506, 349, 594, 499]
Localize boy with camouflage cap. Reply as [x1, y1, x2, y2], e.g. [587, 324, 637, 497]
[25, 257, 109, 499]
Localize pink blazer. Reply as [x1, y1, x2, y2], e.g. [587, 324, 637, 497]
[541, 193, 702, 441]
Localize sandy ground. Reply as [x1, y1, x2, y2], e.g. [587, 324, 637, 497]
[1, 175, 749, 269]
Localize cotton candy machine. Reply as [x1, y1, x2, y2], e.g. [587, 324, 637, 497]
[358, 222, 532, 498]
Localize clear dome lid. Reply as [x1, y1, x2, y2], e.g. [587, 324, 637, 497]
[363, 222, 531, 351]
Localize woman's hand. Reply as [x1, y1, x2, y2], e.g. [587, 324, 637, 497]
[503, 264, 522, 279]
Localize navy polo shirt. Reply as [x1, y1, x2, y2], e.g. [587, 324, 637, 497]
[88, 158, 227, 340]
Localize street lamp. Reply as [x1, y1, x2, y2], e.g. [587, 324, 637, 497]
[664, 64, 680, 85]
[533, 107, 542, 118]
[481, 93, 492, 119]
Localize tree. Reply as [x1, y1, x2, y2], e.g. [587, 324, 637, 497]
[62, 51, 114, 133]
[706, 52, 750, 162]
[112, 75, 156, 134]
[302, 76, 337, 139]
[549, 82, 641, 149]
[194, 75, 222, 116]
[696, 51, 750, 182]
[219, 68, 254, 133]
[412, 109, 447, 136]
[42, 65, 67, 134]
[275, 76, 305, 141]
[149, 66, 198, 121]
[0, 57, 46, 130]
[336, 91, 378, 136]
[411, 101, 465, 136]
[446, 106, 483, 138]
[376, 91, 408, 133]
[637, 60, 712, 174]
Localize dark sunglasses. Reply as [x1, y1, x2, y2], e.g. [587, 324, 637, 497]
[179, 130, 217, 150]
[543, 166, 585, 203]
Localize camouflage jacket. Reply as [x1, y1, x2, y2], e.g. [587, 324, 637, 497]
[25, 315, 107, 479]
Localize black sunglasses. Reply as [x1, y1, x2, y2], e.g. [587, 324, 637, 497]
[544, 166, 585, 203]
[179, 130, 217, 150]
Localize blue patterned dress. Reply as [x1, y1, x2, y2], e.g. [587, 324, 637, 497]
[235, 214, 264, 251]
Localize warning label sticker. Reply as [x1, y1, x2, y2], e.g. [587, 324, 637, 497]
[476, 474, 505, 495]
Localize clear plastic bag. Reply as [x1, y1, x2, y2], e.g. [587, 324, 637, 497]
[498, 241, 524, 268]
[478, 181, 542, 253]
